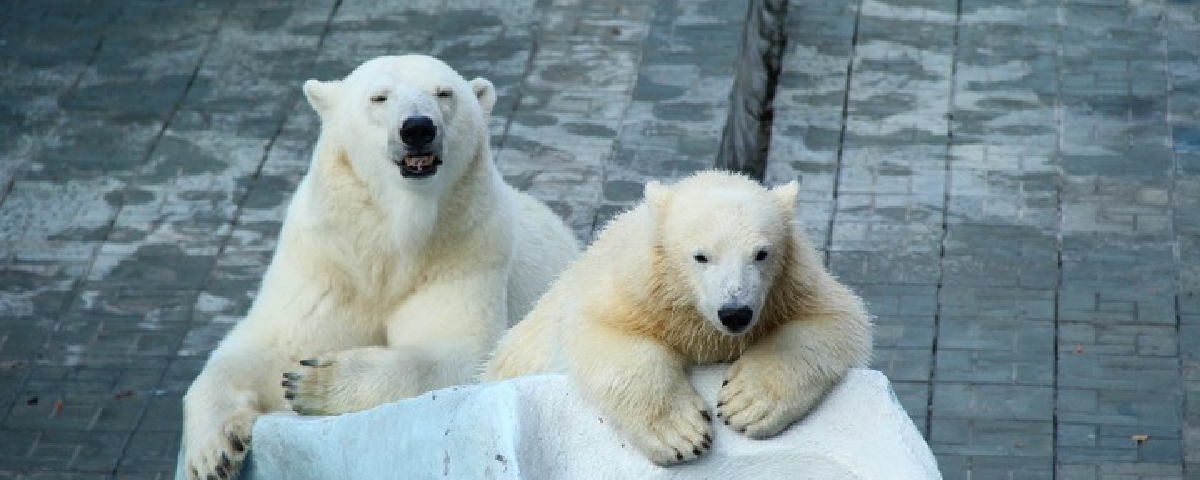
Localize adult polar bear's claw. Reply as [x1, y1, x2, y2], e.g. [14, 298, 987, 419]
[181, 399, 254, 480]
[284, 347, 436, 416]
[179, 55, 579, 480]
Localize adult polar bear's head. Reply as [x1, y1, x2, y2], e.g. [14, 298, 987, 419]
[645, 172, 799, 336]
[303, 55, 496, 189]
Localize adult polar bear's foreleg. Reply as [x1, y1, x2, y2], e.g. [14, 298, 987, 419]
[182, 347, 293, 480]
[284, 272, 508, 415]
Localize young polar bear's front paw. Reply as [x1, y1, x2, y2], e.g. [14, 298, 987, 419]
[182, 410, 254, 480]
[609, 388, 714, 465]
[717, 353, 831, 439]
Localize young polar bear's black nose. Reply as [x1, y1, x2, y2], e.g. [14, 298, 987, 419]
[400, 115, 437, 147]
[717, 305, 754, 332]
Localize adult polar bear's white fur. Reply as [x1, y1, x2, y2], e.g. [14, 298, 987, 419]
[485, 170, 872, 466]
[180, 55, 579, 480]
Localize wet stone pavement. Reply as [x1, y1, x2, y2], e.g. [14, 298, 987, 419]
[1, 0, 1198, 478]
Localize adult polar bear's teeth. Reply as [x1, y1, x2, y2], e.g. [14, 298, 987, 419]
[404, 155, 437, 169]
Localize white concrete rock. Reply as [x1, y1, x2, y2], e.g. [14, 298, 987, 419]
[183, 368, 941, 479]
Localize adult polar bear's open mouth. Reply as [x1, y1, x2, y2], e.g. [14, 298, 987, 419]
[394, 114, 444, 178]
[396, 150, 442, 177]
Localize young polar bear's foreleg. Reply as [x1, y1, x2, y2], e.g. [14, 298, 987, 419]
[482, 293, 566, 381]
[569, 319, 715, 466]
[182, 347, 293, 480]
[284, 274, 507, 415]
[717, 289, 872, 438]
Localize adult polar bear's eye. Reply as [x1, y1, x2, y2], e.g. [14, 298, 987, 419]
[754, 249, 769, 261]
[693, 253, 709, 264]
[435, 87, 453, 99]
[370, 93, 388, 103]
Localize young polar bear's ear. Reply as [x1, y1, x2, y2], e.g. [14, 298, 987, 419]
[303, 79, 343, 120]
[771, 180, 800, 210]
[470, 77, 497, 117]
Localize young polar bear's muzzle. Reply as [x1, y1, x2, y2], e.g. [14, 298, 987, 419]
[698, 258, 768, 336]
[716, 304, 755, 333]
[394, 114, 443, 178]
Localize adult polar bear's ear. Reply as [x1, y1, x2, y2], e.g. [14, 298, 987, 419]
[771, 180, 800, 210]
[470, 77, 497, 117]
[644, 180, 669, 209]
[303, 79, 343, 121]
[644, 180, 670, 226]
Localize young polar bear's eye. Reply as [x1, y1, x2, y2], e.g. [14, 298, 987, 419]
[369, 93, 388, 103]
[435, 87, 453, 99]
[754, 249, 769, 261]
[693, 253, 709, 264]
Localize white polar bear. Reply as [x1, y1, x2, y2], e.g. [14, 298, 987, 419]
[180, 55, 579, 480]
[485, 170, 872, 466]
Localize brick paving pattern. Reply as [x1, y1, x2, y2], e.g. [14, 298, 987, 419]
[1, 0, 1197, 478]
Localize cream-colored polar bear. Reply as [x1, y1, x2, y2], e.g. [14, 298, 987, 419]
[180, 55, 579, 480]
[485, 170, 871, 466]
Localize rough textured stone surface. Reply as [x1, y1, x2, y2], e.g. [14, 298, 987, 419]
[1, 0, 1199, 478]
[212, 369, 940, 480]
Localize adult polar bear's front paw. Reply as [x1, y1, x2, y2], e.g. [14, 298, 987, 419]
[716, 352, 829, 439]
[611, 388, 714, 466]
[282, 355, 338, 416]
[283, 347, 432, 416]
[182, 409, 254, 480]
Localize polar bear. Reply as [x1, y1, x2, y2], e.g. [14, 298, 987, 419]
[484, 170, 872, 466]
[180, 55, 579, 480]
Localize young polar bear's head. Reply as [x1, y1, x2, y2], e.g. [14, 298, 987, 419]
[303, 55, 496, 187]
[646, 171, 799, 336]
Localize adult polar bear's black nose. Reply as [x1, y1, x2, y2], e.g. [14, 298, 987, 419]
[400, 115, 437, 147]
[717, 305, 754, 333]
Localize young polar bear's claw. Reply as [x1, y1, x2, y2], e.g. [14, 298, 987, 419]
[717, 354, 824, 440]
[183, 414, 253, 480]
[618, 391, 713, 465]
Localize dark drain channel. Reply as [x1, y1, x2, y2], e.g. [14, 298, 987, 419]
[715, 0, 788, 182]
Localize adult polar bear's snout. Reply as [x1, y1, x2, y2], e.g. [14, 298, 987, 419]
[395, 112, 442, 178]
[302, 55, 497, 182]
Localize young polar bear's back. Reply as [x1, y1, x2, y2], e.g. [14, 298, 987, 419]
[179, 55, 578, 480]
[485, 170, 872, 466]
